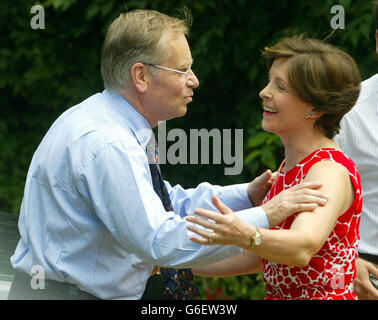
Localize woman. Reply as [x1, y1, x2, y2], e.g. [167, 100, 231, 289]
[186, 36, 362, 300]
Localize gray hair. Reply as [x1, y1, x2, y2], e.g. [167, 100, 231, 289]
[101, 9, 191, 92]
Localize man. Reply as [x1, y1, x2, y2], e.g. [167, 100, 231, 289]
[334, 1, 378, 300]
[8, 9, 327, 300]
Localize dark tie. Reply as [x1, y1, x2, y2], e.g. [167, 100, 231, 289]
[143, 140, 200, 300]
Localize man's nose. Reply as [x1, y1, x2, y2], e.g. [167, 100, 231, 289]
[187, 70, 199, 88]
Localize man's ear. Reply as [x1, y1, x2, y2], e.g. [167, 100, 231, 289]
[130, 63, 150, 93]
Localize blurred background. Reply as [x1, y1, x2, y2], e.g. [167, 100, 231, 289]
[0, 0, 377, 299]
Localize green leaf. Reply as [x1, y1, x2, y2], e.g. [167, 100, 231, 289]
[261, 147, 277, 170]
[360, 22, 371, 42]
[246, 132, 271, 148]
[85, 5, 100, 20]
[244, 150, 262, 164]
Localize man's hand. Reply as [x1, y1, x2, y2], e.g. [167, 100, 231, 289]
[262, 181, 328, 228]
[354, 258, 378, 300]
[248, 170, 277, 206]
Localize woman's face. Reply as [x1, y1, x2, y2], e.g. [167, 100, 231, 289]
[259, 58, 315, 138]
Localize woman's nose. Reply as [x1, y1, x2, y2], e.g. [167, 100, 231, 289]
[259, 84, 271, 100]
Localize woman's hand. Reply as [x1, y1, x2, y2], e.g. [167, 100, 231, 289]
[186, 196, 255, 249]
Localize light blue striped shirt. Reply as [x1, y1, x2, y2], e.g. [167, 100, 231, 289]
[11, 89, 268, 299]
[335, 74, 378, 256]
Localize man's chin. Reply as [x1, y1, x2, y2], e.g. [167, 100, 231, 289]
[164, 106, 188, 121]
[176, 105, 188, 118]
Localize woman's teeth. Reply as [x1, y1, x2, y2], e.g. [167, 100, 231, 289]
[263, 106, 278, 113]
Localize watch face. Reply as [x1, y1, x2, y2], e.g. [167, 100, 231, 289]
[254, 229, 262, 246]
[255, 236, 262, 246]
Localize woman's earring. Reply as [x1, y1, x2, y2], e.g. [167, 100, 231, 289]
[305, 114, 311, 120]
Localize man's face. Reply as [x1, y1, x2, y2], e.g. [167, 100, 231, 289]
[145, 32, 199, 127]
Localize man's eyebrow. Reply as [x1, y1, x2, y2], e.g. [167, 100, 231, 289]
[179, 59, 194, 69]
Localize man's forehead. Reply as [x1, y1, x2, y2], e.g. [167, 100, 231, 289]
[164, 32, 192, 65]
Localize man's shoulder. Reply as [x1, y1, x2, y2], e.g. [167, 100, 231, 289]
[362, 73, 378, 87]
[357, 74, 378, 103]
[61, 92, 136, 143]
[38, 92, 140, 165]
[342, 74, 377, 118]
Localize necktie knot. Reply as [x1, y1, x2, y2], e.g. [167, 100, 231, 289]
[146, 139, 159, 165]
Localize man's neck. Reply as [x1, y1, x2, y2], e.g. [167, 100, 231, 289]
[120, 90, 157, 128]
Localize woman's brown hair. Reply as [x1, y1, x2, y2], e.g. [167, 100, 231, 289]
[262, 35, 361, 138]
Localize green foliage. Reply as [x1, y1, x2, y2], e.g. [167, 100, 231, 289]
[1, 0, 376, 299]
[245, 125, 284, 177]
[197, 273, 266, 300]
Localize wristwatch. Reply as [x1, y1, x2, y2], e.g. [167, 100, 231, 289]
[249, 227, 262, 248]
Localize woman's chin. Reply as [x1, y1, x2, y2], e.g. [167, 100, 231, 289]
[261, 122, 274, 133]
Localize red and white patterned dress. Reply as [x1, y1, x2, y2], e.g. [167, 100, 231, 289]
[262, 148, 362, 300]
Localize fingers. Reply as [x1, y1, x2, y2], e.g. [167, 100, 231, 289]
[294, 193, 328, 206]
[367, 263, 378, 279]
[188, 203, 232, 237]
[212, 196, 233, 215]
[278, 194, 328, 214]
[251, 170, 272, 185]
[262, 169, 272, 179]
[189, 236, 210, 245]
[258, 170, 272, 183]
[187, 225, 214, 245]
[366, 278, 378, 299]
[193, 207, 220, 221]
[356, 278, 378, 300]
[354, 258, 378, 299]
[187, 213, 216, 230]
[263, 183, 329, 227]
[290, 203, 319, 213]
[286, 185, 329, 204]
[291, 181, 323, 190]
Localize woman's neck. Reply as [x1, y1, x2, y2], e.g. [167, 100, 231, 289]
[280, 130, 338, 171]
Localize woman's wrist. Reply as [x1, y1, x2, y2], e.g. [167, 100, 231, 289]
[242, 225, 257, 249]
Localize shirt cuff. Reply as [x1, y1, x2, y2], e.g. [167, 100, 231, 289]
[235, 206, 269, 229]
[218, 183, 253, 211]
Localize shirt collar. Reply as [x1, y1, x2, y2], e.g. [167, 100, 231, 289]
[101, 89, 154, 150]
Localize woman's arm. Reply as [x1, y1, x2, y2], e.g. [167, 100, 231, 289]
[187, 160, 354, 267]
[192, 250, 263, 277]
